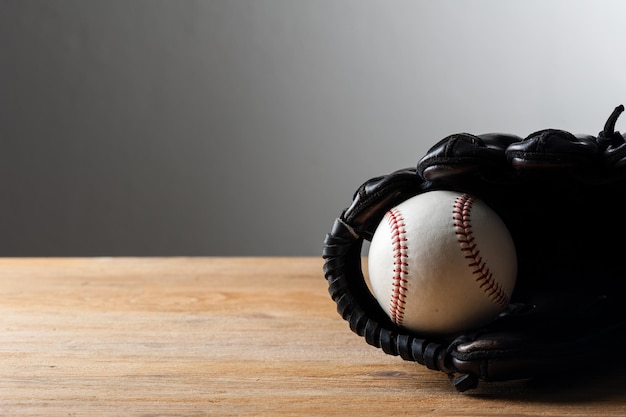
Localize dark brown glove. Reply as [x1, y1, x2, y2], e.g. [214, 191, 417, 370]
[323, 105, 626, 392]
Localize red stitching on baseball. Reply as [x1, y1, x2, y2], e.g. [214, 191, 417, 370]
[386, 208, 408, 326]
[453, 194, 509, 308]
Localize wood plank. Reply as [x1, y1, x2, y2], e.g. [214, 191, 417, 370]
[1, 257, 625, 416]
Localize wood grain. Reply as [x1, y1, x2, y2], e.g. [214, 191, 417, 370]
[1, 257, 625, 416]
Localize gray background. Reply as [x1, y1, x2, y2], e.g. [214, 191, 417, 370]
[1, 0, 625, 256]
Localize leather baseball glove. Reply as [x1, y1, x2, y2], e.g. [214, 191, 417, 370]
[322, 105, 626, 392]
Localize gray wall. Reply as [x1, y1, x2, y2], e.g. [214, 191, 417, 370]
[1, 0, 625, 256]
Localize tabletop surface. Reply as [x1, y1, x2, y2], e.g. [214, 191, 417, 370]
[2, 257, 626, 416]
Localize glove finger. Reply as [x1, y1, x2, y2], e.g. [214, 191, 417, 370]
[417, 133, 520, 181]
[506, 129, 599, 171]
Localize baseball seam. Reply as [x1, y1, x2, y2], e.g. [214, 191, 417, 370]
[386, 208, 408, 326]
[453, 194, 509, 308]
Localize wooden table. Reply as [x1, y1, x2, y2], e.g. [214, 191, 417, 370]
[2, 257, 625, 416]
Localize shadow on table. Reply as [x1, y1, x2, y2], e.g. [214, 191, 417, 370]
[466, 359, 626, 403]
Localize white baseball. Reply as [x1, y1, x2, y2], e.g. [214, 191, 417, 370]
[367, 190, 517, 334]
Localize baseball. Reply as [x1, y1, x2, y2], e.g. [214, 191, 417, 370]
[367, 190, 517, 334]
